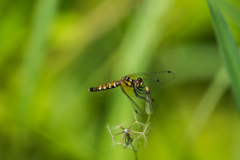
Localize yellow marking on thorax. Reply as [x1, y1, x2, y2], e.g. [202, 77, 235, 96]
[123, 80, 132, 87]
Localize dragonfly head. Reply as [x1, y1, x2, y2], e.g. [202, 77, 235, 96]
[135, 77, 144, 87]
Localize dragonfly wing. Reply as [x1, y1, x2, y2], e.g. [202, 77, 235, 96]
[128, 71, 175, 94]
[128, 87, 159, 115]
[120, 85, 144, 117]
[151, 99, 158, 109]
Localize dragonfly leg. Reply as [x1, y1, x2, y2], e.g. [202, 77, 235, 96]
[133, 88, 147, 100]
[135, 86, 156, 104]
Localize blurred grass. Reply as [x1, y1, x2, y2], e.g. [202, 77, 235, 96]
[184, 67, 229, 145]
[181, 0, 240, 150]
[218, 0, 240, 29]
[207, 0, 240, 111]
[0, 0, 240, 160]
[20, 0, 58, 119]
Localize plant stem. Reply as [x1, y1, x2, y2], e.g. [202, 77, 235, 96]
[146, 115, 151, 126]
[132, 147, 138, 160]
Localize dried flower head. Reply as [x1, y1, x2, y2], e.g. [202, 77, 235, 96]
[107, 115, 150, 150]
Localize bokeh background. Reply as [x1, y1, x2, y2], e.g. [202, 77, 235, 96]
[1, 0, 240, 159]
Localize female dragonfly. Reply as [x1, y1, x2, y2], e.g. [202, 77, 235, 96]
[88, 71, 175, 117]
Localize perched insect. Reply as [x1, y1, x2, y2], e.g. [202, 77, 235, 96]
[88, 71, 175, 117]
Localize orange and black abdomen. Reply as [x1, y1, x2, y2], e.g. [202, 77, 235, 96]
[88, 81, 120, 92]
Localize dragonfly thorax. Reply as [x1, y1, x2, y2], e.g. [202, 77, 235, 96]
[121, 76, 134, 87]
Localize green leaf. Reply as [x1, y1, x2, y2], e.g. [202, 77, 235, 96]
[218, 0, 240, 28]
[206, 0, 240, 111]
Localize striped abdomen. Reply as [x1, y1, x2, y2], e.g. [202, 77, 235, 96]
[88, 81, 120, 92]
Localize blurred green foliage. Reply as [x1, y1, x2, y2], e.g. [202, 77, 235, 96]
[0, 0, 240, 160]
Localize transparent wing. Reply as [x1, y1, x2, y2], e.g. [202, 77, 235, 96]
[136, 87, 158, 110]
[128, 71, 175, 94]
[120, 85, 144, 117]
[120, 85, 158, 117]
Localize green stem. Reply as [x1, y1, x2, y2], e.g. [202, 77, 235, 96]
[132, 146, 138, 160]
[146, 115, 151, 126]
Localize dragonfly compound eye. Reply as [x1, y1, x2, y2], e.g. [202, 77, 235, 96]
[136, 78, 143, 87]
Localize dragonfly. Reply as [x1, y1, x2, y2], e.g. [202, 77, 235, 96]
[88, 71, 175, 117]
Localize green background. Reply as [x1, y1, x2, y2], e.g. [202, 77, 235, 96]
[0, 0, 240, 159]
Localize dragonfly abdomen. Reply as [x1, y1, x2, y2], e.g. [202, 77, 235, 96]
[88, 81, 120, 91]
